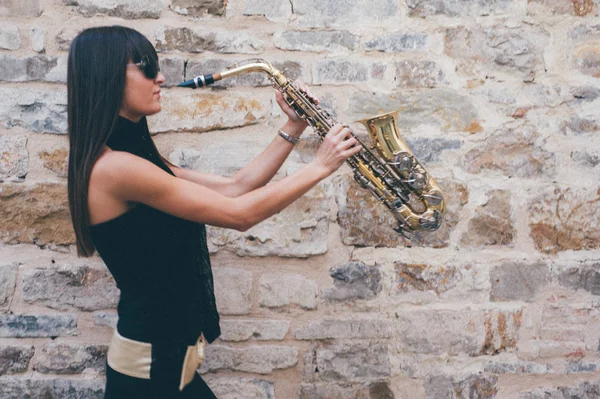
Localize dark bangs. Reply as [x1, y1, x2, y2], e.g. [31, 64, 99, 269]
[123, 28, 158, 64]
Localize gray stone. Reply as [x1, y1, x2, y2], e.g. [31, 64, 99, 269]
[213, 268, 252, 315]
[294, 319, 393, 340]
[55, 27, 80, 51]
[93, 312, 118, 329]
[365, 32, 427, 52]
[0, 135, 28, 181]
[0, 315, 77, 337]
[425, 374, 498, 399]
[158, 57, 184, 87]
[219, 319, 289, 341]
[170, 0, 226, 17]
[0, 55, 66, 83]
[484, 360, 550, 374]
[312, 60, 386, 85]
[243, 0, 292, 19]
[394, 262, 459, 295]
[259, 273, 318, 310]
[155, 27, 263, 54]
[0, 263, 17, 312]
[558, 263, 600, 295]
[324, 262, 382, 301]
[0, 345, 34, 375]
[63, 0, 164, 19]
[405, 137, 462, 163]
[408, 0, 512, 16]
[0, 0, 42, 17]
[394, 60, 444, 88]
[206, 377, 275, 399]
[0, 88, 68, 133]
[460, 190, 514, 247]
[304, 341, 390, 381]
[518, 381, 600, 399]
[273, 30, 359, 53]
[572, 86, 600, 101]
[529, 0, 598, 16]
[0, 379, 104, 399]
[22, 265, 119, 311]
[35, 343, 107, 374]
[30, 27, 45, 52]
[490, 262, 549, 302]
[563, 116, 600, 135]
[349, 89, 479, 132]
[571, 150, 600, 167]
[298, 382, 390, 399]
[291, 0, 399, 28]
[200, 345, 298, 374]
[0, 25, 20, 50]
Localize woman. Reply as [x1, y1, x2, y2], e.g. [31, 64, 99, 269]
[67, 26, 360, 398]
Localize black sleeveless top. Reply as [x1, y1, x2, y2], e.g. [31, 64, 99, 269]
[90, 116, 220, 345]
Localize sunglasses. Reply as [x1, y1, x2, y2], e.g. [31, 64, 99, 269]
[127, 55, 160, 80]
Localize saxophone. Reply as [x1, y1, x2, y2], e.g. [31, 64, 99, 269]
[178, 59, 446, 237]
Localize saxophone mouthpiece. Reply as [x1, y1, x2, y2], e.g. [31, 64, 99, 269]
[177, 74, 219, 89]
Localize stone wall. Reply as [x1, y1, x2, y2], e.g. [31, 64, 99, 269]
[1, 0, 600, 398]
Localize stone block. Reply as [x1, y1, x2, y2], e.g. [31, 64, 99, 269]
[394, 263, 459, 295]
[0, 135, 28, 181]
[158, 57, 184, 87]
[528, 185, 600, 253]
[219, 319, 289, 341]
[0, 0, 42, 17]
[365, 32, 427, 52]
[273, 30, 358, 53]
[0, 263, 18, 312]
[312, 59, 386, 85]
[0, 315, 77, 337]
[200, 345, 298, 374]
[461, 190, 514, 247]
[408, 0, 512, 16]
[0, 379, 104, 398]
[22, 264, 119, 311]
[243, 0, 292, 19]
[0, 25, 20, 50]
[0, 183, 74, 246]
[557, 262, 600, 295]
[0, 55, 66, 83]
[34, 343, 107, 374]
[93, 312, 118, 329]
[0, 345, 34, 375]
[213, 268, 252, 315]
[518, 381, 600, 399]
[425, 374, 498, 399]
[39, 148, 68, 178]
[323, 261, 382, 301]
[0, 88, 68, 133]
[529, 0, 597, 16]
[571, 150, 600, 168]
[394, 60, 444, 88]
[155, 27, 263, 54]
[30, 27, 45, 52]
[490, 262, 548, 302]
[573, 44, 600, 77]
[259, 273, 318, 310]
[290, 0, 399, 28]
[294, 319, 393, 340]
[63, 0, 163, 19]
[206, 377, 275, 399]
[170, 0, 226, 17]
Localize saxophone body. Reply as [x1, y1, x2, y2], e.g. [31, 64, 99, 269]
[178, 59, 446, 237]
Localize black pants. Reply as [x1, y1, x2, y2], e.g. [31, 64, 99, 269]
[104, 340, 217, 399]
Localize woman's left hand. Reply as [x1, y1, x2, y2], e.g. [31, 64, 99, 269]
[275, 80, 319, 138]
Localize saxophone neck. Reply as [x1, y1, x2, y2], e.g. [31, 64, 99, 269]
[178, 59, 288, 89]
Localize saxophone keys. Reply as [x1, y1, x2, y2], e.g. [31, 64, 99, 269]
[408, 172, 427, 190]
[393, 152, 414, 172]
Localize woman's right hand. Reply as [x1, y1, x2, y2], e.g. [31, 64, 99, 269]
[313, 124, 362, 175]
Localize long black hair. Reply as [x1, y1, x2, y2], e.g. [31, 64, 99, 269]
[67, 26, 159, 257]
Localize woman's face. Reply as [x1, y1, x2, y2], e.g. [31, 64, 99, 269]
[120, 57, 165, 122]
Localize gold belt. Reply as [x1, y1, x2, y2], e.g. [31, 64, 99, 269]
[106, 330, 205, 392]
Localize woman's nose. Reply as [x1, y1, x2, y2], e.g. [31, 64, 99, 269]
[156, 72, 166, 84]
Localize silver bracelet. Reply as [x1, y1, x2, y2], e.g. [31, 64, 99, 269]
[278, 129, 299, 145]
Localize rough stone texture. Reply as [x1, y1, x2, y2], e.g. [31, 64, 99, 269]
[34, 343, 107, 374]
[259, 273, 318, 310]
[408, 0, 512, 16]
[518, 381, 600, 398]
[529, 0, 598, 16]
[200, 345, 298, 374]
[491, 262, 549, 302]
[303, 341, 390, 382]
[158, 57, 185, 87]
[0, 379, 104, 398]
[0, 88, 68, 133]
[298, 382, 396, 399]
[394, 60, 444, 88]
[557, 262, 600, 295]
[63, 0, 164, 19]
[289, 0, 399, 28]
[462, 124, 555, 178]
[243, 0, 292, 19]
[444, 23, 548, 78]
[294, 319, 393, 340]
[528, 186, 600, 253]
[30, 27, 45, 52]
[93, 312, 118, 329]
[273, 30, 359, 53]
[336, 176, 468, 248]
[0, 183, 74, 246]
[573, 44, 600, 77]
[219, 319, 290, 341]
[148, 90, 269, 133]
[365, 32, 428, 53]
[0, 0, 42, 17]
[0, 315, 77, 337]
[0, 25, 20, 50]
[212, 268, 252, 315]
[313, 60, 386, 85]
[0, 263, 18, 313]
[55, 27, 80, 51]
[39, 148, 68, 178]
[155, 27, 263, 54]
[323, 262, 382, 301]
[208, 186, 328, 257]
[425, 374, 498, 399]
[206, 377, 275, 399]
[0, 55, 66, 83]
[0, 135, 28, 181]
[571, 150, 600, 168]
[170, 0, 226, 17]
[394, 263, 459, 295]
[0, 345, 34, 375]
[461, 190, 514, 247]
[22, 264, 119, 311]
